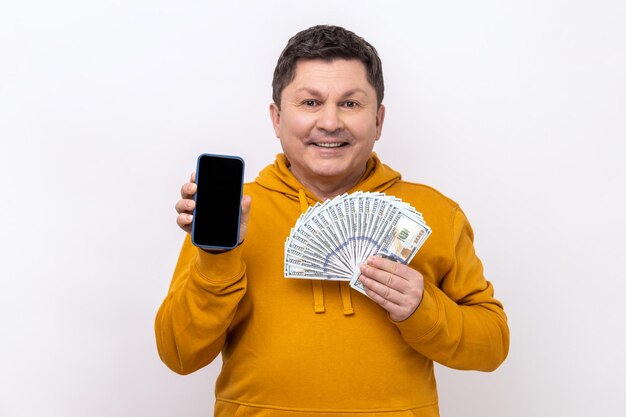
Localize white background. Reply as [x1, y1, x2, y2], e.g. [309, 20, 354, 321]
[1, 1, 625, 416]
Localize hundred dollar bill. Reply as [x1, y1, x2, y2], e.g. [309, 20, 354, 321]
[284, 192, 432, 291]
[284, 262, 348, 280]
[349, 210, 431, 295]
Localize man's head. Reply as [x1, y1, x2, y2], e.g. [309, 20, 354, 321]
[272, 25, 384, 109]
[269, 26, 386, 199]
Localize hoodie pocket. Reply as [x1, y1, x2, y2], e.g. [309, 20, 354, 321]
[215, 400, 439, 417]
[215, 400, 245, 417]
[233, 404, 247, 417]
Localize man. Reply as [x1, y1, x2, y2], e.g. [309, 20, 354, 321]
[156, 25, 509, 417]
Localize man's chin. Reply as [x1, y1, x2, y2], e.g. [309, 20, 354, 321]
[310, 163, 363, 182]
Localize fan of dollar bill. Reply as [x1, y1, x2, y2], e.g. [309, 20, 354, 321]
[284, 192, 431, 295]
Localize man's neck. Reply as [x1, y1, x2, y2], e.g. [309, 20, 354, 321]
[290, 167, 365, 201]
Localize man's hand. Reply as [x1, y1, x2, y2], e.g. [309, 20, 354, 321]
[174, 172, 252, 243]
[358, 256, 425, 322]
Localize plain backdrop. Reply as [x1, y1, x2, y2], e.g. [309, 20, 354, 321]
[1, 1, 625, 416]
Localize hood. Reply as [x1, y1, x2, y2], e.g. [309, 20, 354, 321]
[254, 153, 402, 204]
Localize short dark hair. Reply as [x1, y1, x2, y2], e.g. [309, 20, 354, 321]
[272, 25, 384, 109]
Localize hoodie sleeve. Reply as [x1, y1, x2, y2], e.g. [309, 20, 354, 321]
[155, 235, 247, 375]
[394, 207, 510, 371]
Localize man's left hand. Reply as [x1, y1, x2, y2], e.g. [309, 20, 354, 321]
[358, 256, 425, 322]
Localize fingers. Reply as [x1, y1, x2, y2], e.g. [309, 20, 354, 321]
[175, 188, 196, 233]
[175, 197, 194, 231]
[175, 172, 197, 233]
[358, 256, 424, 322]
[365, 255, 407, 277]
[176, 212, 193, 234]
[180, 181, 197, 200]
[175, 198, 195, 215]
[358, 265, 406, 305]
[360, 273, 403, 305]
[360, 256, 413, 292]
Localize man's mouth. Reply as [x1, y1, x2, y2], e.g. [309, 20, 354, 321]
[312, 142, 347, 148]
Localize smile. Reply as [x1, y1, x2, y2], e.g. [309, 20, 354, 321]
[313, 142, 347, 148]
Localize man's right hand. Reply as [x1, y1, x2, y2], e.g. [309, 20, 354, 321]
[175, 172, 252, 243]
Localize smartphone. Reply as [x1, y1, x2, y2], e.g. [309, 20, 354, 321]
[191, 153, 245, 250]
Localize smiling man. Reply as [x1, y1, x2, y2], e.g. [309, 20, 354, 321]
[269, 58, 384, 201]
[156, 25, 509, 417]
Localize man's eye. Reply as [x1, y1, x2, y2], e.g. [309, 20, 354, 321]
[343, 101, 358, 108]
[303, 100, 317, 107]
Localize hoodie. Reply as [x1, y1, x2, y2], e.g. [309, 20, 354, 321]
[155, 153, 509, 417]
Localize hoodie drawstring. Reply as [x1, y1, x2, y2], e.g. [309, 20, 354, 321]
[297, 188, 354, 316]
[339, 282, 354, 315]
[297, 189, 326, 314]
[312, 281, 326, 313]
[297, 188, 309, 214]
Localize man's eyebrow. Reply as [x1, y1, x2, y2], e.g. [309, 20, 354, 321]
[293, 88, 323, 96]
[293, 87, 368, 98]
[340, 88, 368, 98]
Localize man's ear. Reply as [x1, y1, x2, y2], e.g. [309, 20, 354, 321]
[269, 103, 281, 138]
[375, 104, 386, 141]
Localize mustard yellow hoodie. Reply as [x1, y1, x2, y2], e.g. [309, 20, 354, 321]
[155, 154, 509, 416]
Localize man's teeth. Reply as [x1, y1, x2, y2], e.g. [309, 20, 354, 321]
[314, 143, 344, 148]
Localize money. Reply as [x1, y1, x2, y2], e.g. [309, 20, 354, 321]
[283, 192, 431, 296]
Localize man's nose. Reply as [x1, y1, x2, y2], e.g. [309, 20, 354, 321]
[316, 104, 343, 132]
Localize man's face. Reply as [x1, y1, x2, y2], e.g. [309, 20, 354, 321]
[270, 59, 385, 193]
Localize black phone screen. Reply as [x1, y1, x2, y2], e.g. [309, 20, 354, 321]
[192, 154, 244, 249]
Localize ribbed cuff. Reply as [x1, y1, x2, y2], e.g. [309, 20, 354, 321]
[392, 281, 441, 343]
[193, 244, 245, 284]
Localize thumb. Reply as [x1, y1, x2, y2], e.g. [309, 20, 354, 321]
[238, 195, 252, 243]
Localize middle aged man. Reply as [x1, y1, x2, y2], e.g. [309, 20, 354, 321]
[156, 25, 509, 417]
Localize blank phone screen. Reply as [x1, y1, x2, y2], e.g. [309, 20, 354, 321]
[192, 154, 244, 249]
